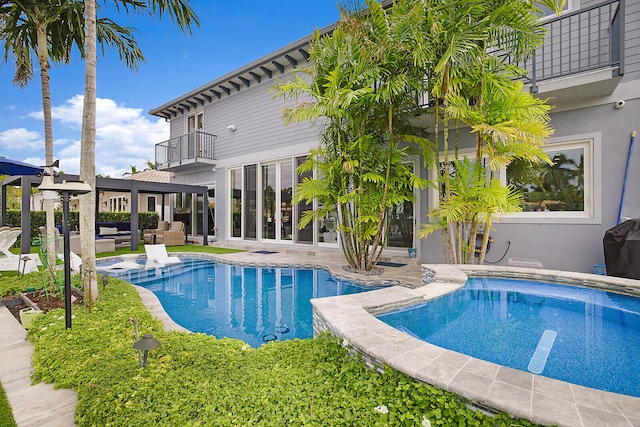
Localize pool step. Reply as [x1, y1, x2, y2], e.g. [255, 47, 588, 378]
[527, 329, 557, 374]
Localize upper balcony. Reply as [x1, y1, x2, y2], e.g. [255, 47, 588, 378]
[412, 0, 624, 125]
[516, 0, 624, 102]
[155, 131, 216, 173]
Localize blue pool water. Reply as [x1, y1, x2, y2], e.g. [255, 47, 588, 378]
[377, 277, 640, 397]
[100, 257, 379, 347]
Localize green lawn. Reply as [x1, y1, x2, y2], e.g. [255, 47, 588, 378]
[10, 243, 242, 258]
[0, 385, 17, 427]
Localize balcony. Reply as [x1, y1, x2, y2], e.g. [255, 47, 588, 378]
[519, 0, 624, 102]
[155, 131, 216, 172]
[412, 0, 624, 126]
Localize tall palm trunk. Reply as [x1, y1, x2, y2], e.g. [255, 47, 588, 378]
[36, 14, 56, 267]
[80, 0, 98, 303]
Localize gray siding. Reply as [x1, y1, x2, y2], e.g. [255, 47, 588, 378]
[420, 98, 640, 273]
[204, 76, 319, 162]
[622, 0, 640, 80]
[170, 115, 185, 140]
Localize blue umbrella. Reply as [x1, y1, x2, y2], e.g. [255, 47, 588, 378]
[0, 156, 43, 176]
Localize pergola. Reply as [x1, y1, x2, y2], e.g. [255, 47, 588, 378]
[1, 174, 209, 254]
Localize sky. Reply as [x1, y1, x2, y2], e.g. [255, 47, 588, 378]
[0, 1, 342, 177]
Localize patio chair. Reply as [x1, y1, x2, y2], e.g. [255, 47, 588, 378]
[155, 221, 185, 246]
[143, 220, 169, 244]
[144, 244, 181, 269]
[0, 227, 40, 274]
[0, 227, 21, 258]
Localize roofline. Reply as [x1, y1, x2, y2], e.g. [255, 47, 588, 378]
[148, 22, 338, 117]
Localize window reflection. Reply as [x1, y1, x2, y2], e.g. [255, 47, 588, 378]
[507, 147, 585, 212]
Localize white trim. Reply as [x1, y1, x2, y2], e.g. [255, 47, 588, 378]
[500, 132, 601, 224]
[427, 132, 601, 225]
[538, 0, 576, 22]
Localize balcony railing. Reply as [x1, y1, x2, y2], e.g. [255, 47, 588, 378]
[522, 0, 623, 92]
[155, 131, 216, 171]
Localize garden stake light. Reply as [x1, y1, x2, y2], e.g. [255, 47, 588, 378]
[133, 334, 161, 368]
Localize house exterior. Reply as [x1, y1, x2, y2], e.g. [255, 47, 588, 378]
[99, 169, 172, 216]
[150, 0, 639, 273]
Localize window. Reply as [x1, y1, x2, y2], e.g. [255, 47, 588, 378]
[538, 0, 573, 19]
[109, 196, 128, 212]
[244, 165, 257, 240]
[503, 139, 595, 221]
[429, 135, 599, 224]
[262, 163, 276, 240]
[186, 112, 204, 158]
[147, 196, 156, 212]
[280, 161, 293, 241]
[294, 156, 313, 244]
[231, 169, 242, 238]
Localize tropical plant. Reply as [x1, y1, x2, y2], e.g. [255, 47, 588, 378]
[79, 0, 199, 301]
[432, 75, 553, 263]
[1, 0, 143, 280]
[122, 164, 140, 175]
[412, 0, 561, 263]
[275, 0, 430, 271]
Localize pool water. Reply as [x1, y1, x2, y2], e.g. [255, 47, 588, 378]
[377, 277, 640, 397]
[100, 257, 379, 347]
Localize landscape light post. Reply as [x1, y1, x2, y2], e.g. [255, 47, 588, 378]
[38, 163, 91, 329]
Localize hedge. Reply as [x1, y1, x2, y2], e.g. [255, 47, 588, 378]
[4, 210, 159, 247]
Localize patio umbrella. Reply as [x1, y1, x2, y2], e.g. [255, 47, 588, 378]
[0, 156, 43, 176]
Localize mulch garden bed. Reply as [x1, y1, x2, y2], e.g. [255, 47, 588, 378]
[0, 291, 83, 323]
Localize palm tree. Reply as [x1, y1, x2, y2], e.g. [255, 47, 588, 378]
[275, 0, 429, 271]
[1, 0, 142, 268]
[122, 164, 140, 175]
[80, 0, 98, 304]
[80, 0, 199, 300]
[411, 0, 561, 264]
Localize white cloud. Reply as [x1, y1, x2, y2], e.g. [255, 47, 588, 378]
[24, 95, 169, 176]
[0, 128, 42, 150]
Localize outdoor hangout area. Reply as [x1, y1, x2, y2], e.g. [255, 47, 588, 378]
[1, 0, 639, 424]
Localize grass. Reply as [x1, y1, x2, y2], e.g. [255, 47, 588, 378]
[10, 243, 243, 258]
[0, 385, 16, 427]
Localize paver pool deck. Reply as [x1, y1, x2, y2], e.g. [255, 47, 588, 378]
[1, 246, 639, 426]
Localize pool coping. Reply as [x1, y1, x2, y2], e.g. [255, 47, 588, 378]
[311, 264, 640, 427]
[106, 253, 640, 427]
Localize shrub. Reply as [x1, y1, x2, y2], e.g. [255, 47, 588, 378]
[5, 210, 159, 246]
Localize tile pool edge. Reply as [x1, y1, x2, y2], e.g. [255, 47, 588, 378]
[311, 264, 640, 427]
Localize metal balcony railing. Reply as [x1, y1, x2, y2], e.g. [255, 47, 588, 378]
[521, 0, 624, 92]
[155, 131, 216, 169]
[415, 0, 624, 108]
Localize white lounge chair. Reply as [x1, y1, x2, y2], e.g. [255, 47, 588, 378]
[144, 244, 181, 269]
[57, 251, 83, 273]
[0, 227, 21, 258]
[0, 228, 41, 274]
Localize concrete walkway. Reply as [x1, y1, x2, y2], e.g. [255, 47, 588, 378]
[0, 306, 77, 427]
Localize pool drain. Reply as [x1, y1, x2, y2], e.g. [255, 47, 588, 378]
[276, 325, 290, 334]
[262, 334, 277, 343]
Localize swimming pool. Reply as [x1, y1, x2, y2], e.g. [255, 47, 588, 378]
[377, 277, 640, 398]
[100, 257, 380, 347]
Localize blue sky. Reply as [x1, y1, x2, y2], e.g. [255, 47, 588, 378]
[0, 1, 342, 177]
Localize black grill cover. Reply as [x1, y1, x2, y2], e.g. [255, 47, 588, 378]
[603, 219, 640, 279]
